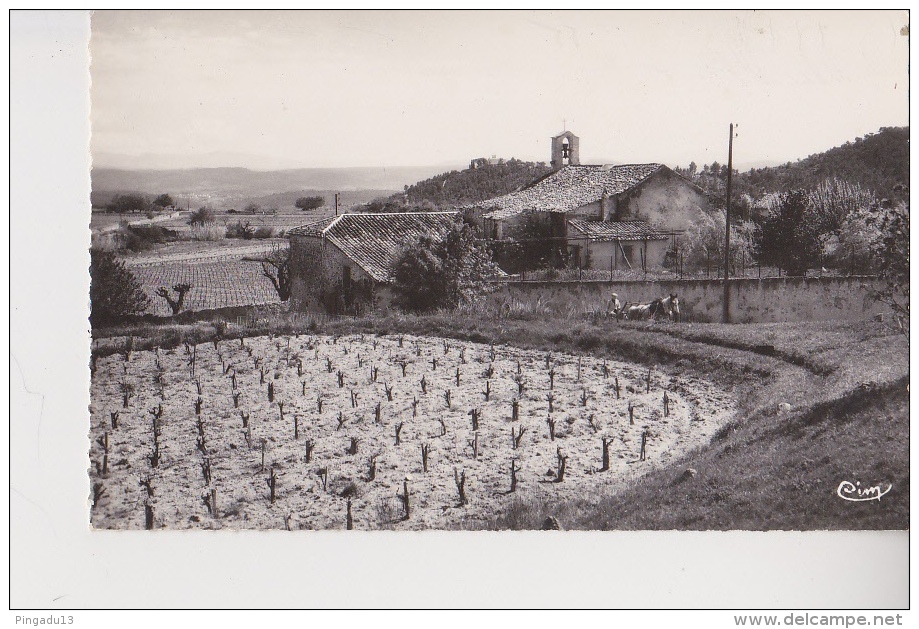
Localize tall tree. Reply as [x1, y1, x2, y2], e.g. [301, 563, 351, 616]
[90, 249, 150, 325]
[757, 190, 821, 276]
[152, 193, 175, 209]
[260, 246, 292, 301]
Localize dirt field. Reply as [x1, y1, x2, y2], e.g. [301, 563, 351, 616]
[89, 333, 736, 530]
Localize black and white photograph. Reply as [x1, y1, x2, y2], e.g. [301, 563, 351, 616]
[10, 8, 910, 611]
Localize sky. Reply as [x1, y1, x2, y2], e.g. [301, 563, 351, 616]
[90, 10, 910, 170]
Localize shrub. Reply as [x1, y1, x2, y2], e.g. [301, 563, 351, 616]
[295, 196, 325, 211]
[392, 223, 500, 312]
[90, 249, 150, 325]
[226, 221, 256, 240]
[254, 226, 274, 239]
[187, 207, 216, 226]
[190, 224, 225, 241]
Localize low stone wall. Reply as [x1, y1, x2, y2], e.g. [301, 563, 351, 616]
[485, 276, 885, 323]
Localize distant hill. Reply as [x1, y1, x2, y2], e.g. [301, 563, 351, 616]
[90, 165, 459, 210]
[402, 158, 553, 208]
[678, 127, 909, 203]
[739, 126, 909, 199]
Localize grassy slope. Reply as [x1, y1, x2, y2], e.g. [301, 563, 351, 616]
[92, 315, 909, 530]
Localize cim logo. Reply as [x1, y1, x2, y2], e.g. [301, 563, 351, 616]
[836, 480, 892, 502]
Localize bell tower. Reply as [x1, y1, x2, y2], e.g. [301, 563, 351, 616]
[550, 130, 580, 169]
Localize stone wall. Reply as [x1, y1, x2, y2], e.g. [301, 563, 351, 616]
[484, 276, 885, 323]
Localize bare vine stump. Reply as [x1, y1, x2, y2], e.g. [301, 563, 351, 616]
[555, 447, 567, 482]
[367, 456, 377, 482]
[346, 498, 353, 530]
[509, 459, 518, 493]
[144, 503, 154, 530]
[600, 437, 615, 471]
[511, 398, 519, 421]
[614, 377, 620, 399]
[421, 443, 430, 472]
[512, 426, 526, 449]
[547, 416, 556, 441]
[468, 432, 479, 459]
[454, 468, 467, 506]
[484, 380, 491, 401]
[663, 391, 670, 417]
[398, 478, 411, 520]
[266, 466, 277, 503]
[348, 437, 359, 455]
[304, 439, 313, 463]
[394, 422, 403, 446]
[546, 392, 554, 413]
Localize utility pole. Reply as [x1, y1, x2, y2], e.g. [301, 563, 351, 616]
[335, 192, 340, 216]
[723, 123, 736, 324]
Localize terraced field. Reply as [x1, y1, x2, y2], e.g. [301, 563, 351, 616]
[133, 260, 281, 316]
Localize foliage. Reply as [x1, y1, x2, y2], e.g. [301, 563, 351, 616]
[226, 221, 256, 239]
[679, 210, 756, 272]
[187, 207, 217, 226]
[90, 249, 150, 325]
[807, 178, 877, 235]
[295, 196, 325, 211]
[865, 203, 909, 335]
[253, 226, 275, 239]
[243, 202, 262, 215]
[115, 224, 181, 252]
[260, 246, 292, 301]
[152, 193, 175, 209]
[392, 223, 500, 312]
[108, 193, 150, 214]
[675, 127, 909, 203]
[756, 190, 823, 276]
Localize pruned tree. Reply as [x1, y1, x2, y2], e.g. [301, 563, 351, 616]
[187, 207, 216, 226]
[155, 283, 193, 316]
[260, 246, 292, 301]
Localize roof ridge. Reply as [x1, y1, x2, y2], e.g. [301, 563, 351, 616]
[338, 211, 458, 217]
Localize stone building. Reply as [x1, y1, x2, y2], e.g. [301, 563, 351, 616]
[462, 130, 708, 270]
[288, 212, 459, 314]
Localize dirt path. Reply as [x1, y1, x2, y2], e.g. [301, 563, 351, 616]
[89, 334, 737, 530]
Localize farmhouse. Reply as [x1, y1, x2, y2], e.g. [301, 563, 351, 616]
[288, 211, 459, 314]
[463, 131, 708, 271]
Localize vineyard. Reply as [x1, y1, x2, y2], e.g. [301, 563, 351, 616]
[132, 260, 281, 316]
[88, 333, 736, 530]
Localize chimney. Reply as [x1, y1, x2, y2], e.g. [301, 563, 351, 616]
[599, 193, 610, 221]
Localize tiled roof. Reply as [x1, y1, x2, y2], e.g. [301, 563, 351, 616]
[567, 219, 671, 241]
[467, 164, 665, 220]
[286, 215, 339, 236]
[290, 212, 459, 282]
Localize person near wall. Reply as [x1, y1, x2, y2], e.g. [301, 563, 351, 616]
[607, 292, 622, 320]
